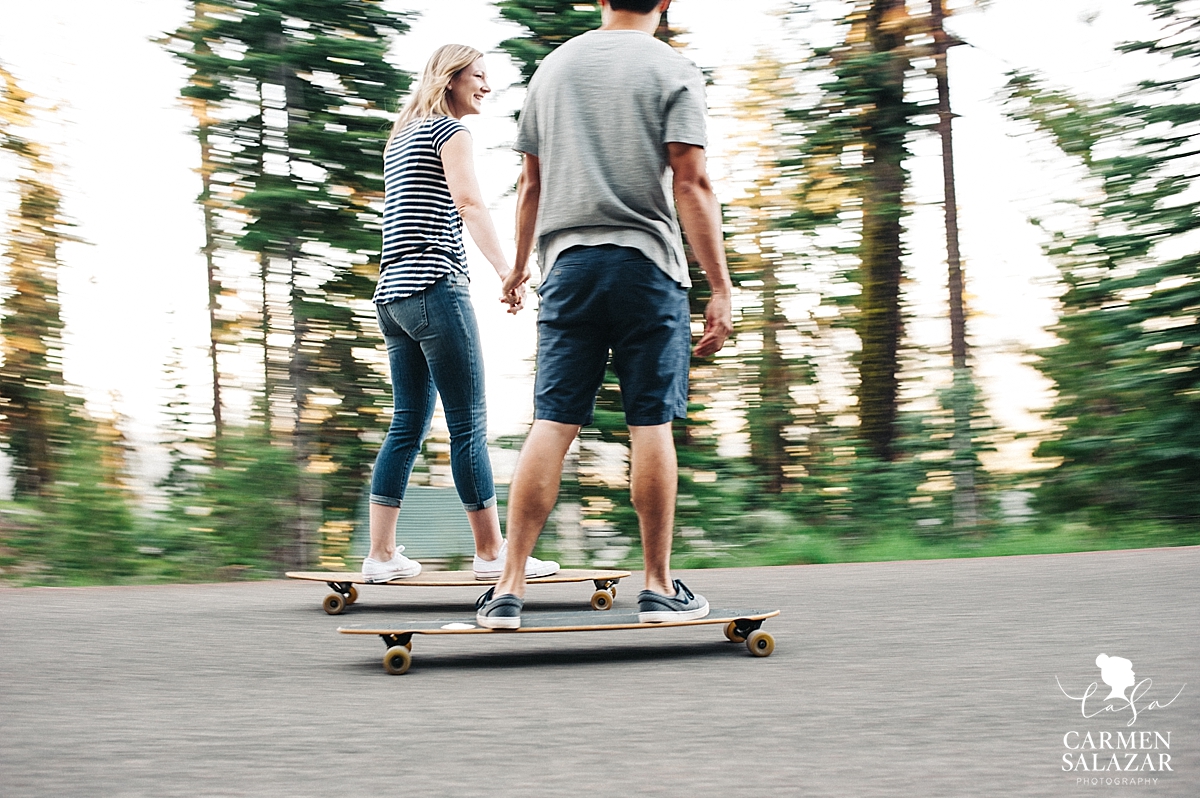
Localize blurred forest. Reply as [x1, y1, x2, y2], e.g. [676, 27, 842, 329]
[0, 0, 1197, 585]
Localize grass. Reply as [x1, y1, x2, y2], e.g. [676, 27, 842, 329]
[4, 498, 1198, 586]
[670, 519, 1200, 570]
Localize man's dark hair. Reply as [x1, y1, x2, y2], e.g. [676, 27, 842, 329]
[609, 0, 661, 13]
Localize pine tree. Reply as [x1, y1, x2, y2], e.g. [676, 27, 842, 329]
[166, 2, 414, 566]
[496, 1, 602, 84]
[1004, 0, 1200, 522]
[724, 53, 811, 494]
[1, 66, 137, 580]
[0, 64, 74, 498]
[784, 1, 924, 462]
[930, 0, 978, 530]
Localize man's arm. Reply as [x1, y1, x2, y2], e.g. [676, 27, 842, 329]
[668, 142, 733, 357]
[502, 153, 540, 302]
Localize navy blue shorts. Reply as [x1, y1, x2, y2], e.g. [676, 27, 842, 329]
[534, 244, 691, 427]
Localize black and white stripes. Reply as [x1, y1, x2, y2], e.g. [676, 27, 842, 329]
[375, 116, 469, 304]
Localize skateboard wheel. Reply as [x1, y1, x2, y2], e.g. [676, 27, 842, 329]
[590, 590, 613, 611]
[323, 593, 346, 615]
[746, 629, 774, 657]
[610, 585, 617, 599]
[383, 645, 412, 675]
[724, 621, 746, 643]
[345, 586, 358, 605]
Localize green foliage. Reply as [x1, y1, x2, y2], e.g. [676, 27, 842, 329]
[782, 1, 930, 462]
[164, 1, 415, 564]
[160, 427, 301, 569]
[496, 1, 602, 84]
[1, 409, 140, 584]
[674, 517, 1199, 570]
[1003, 2, 1200, 522]
[0, 64, 76, 497]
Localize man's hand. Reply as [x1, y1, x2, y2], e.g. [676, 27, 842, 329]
[694, 292, 732, 356]
[503, 153, 540, 316]
[669, 142, 734, 358]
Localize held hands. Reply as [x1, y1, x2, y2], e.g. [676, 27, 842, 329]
[693, 292, 732, 357]
[499, 265, 531, 315]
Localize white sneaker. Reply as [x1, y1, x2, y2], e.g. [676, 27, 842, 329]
[473, 540, 560, 580]
[361, 548, 422, 583]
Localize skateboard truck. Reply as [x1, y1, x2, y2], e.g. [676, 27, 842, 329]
[590, 579, 619, 611]
[380, 634, 415, 675]
[723, 618, 774, 656]
[322, 582, 359, 615]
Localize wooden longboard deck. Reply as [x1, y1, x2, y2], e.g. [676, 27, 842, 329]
[339, 609, 779, 636]
[340, 609, 781, 673]
[286, 568, 629, 587]
[288, 569, 630, 615]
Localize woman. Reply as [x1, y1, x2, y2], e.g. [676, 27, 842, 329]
[363, 44, 557, 583]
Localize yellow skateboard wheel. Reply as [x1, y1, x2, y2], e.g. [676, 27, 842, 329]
[724, 621, 746, 643]
[590, 590, 613, 611]
[323, 593, 346, 615]
[746, 629, 774, 657]
[345, 586, 358, 605]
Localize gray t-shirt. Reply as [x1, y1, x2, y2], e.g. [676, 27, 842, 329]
[515, 30, 708, 287]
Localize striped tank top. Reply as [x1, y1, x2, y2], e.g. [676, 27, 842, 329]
[375, 116, 469, 304]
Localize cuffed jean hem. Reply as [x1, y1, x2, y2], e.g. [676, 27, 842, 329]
[369, 494, 402, 508]
[463, 495, 497, 513]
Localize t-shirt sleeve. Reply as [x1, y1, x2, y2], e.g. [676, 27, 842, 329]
[514, 81, 540, 156]
[431, 117, 468, 155]
[663, 63, 708, 148]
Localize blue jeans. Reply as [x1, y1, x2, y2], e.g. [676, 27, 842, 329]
[370, 273, 496, 512]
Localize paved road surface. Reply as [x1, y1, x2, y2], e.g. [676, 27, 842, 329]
[2, 547, 1197, 797]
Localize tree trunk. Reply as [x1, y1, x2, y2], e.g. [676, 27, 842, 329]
[931, 0, 978, 530]
[192, 98, 224, 438]
[857, 0, 909, 462]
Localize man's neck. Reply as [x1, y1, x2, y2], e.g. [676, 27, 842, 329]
[599, 10, 661, 35]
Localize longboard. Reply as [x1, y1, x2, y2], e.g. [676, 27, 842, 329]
[339, 608, 780, 674]
[286, 569, 630, 615]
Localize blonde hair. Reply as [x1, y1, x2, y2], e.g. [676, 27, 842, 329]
[390, 44, 483, 140]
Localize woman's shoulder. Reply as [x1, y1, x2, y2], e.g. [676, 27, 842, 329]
[390, 116, 460, 150]
[427, 116, 468, 151]
[428, 115, 467, 133]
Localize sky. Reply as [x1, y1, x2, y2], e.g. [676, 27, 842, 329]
[0, 0, 1167, 484]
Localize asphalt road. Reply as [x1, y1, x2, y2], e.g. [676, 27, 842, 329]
[2, 547, 1197, 797]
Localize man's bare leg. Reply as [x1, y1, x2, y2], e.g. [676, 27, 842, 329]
[493, 420, 580, 598]
[629, 423, 677, 596]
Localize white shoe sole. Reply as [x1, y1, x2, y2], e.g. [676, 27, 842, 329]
[363, 565, 421, 583]
[476, 612, 520, 629]
[638, 603, 710, 623]
[473, 562, 560, 581]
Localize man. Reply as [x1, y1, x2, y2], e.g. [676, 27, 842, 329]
[476, 0, 733, 629]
